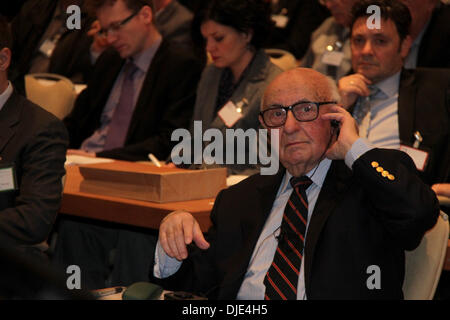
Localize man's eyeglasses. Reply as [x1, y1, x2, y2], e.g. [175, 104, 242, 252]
[260, 101, 337, 128]
[99, 11, 139, 37]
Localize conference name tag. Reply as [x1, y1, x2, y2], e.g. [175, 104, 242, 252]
[39, 39, 57, 58]
[218, 101, 243, 128]
[399, 145, 429, 172]
[271, 14, 289, 28]
[0, 164, 17, 192]
[321, 51, 344, 67]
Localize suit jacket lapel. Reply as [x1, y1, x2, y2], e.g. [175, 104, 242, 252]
[398, 69, 417, 144]
[0, 92, 22, 154]
[304, 160, 353, 294]
[91, 52, 124, 131]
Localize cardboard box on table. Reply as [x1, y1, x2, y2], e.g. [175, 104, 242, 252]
[78, 161, 227, 203]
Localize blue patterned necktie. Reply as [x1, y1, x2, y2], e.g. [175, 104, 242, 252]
[353, 85, 381, 138]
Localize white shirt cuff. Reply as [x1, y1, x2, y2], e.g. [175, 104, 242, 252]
[344, 138, 374, 169]
[153, 241, 183, 279]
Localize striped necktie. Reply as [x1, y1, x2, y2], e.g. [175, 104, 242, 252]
[264, 176, 312, 300]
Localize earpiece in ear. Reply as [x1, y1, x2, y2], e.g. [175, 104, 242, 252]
[330, 120, 340, 128]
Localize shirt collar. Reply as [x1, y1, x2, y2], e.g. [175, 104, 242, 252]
[280, 158, 333, 194]
[374, 71, 401, 98]
[130, 35, 163, 74]
[0, 82, 14, 113]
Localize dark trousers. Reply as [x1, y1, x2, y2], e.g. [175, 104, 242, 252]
[51, 217, 158, 290]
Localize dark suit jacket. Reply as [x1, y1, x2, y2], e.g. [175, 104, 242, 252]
[398, 68, 450, 185]
[155, 0, 194, 49]
[417, 3, 450, 69]
[157, 149, 439, 299]
[266, 0, 330, 59]
[64, 40, 203, 161]
[0, 90, 68, 246]
[10, 0, 95, 93]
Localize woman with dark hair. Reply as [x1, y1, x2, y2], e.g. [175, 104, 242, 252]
[184, 0, 283, 174]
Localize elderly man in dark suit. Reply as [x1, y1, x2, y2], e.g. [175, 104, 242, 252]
[153, 67, 439, 300]
[0, 16, 68, 256]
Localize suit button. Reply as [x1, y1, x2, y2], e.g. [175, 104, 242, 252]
[371, 161, 379, 168]
[387, 174, 395, 181]
[382, 171, 389, 177]
[376, 167, 384, 173]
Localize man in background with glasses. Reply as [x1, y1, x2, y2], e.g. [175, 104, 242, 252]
[89, 0, 196, 61]
[152, 67, 439, 299]
[63, 0, 202, 161]
[53, 0, 203, 289]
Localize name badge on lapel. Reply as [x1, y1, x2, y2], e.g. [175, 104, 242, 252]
[399, 131, 430, 172]
[218, 99, 247, 128]
[271, 14, 289, 28]
[399, 145, 429, 171]
[321, 41, 344, 67]
[0, 162, 18, 192]
[321, 51, 344, 67]
[39, 39, 57, 58]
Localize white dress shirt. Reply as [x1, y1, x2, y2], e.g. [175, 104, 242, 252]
[355, 72, 401, 150]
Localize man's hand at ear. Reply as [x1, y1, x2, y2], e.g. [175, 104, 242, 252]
[322, 105, 360, 160]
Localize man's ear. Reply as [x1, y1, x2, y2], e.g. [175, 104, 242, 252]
[242, 30, 254, 46]
[140, 5, 153, 25]
[0, 47, 11, 71]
